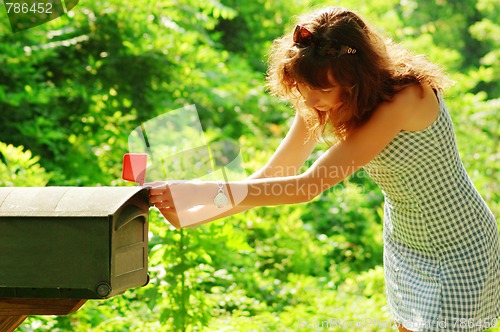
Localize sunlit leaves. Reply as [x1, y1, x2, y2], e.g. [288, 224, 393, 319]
[0, 142, 52, 186]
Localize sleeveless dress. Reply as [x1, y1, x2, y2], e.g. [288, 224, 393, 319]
[364, 93, 500, 332]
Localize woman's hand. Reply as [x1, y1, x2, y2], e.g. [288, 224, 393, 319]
[147, 181, 180, 228]
[148, 180, 188, 208]
[147, 180, 225, 228]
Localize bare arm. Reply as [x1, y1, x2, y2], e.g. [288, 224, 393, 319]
[150, 112, 317, 227]
[151, 84, 435, 227]
[228, 98, 407, 206]
[250, 112, 317, 178]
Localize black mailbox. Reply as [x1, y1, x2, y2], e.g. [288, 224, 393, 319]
[0, 186, 150, 299]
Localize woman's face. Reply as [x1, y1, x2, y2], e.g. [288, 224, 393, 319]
[295, 82, 342, 112]
[295, 71, 342, 112]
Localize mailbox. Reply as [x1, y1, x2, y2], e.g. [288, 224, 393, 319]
[0, 186, 150, 299]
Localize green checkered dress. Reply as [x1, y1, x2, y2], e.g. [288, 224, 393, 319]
[364, 94, 500, 332]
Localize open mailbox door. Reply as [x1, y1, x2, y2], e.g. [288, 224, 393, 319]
[0, 186, 150, 299]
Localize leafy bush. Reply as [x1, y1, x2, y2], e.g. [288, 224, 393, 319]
[0, 141, 51, 186]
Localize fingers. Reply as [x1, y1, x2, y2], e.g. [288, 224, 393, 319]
[148, 180, 189, 204]
[154, 200, 173, 209]
[148, 182, 171, 204]
[149, 183, 174, 207]
[149, 192, 170, 204]
[147, 180, 184, 196]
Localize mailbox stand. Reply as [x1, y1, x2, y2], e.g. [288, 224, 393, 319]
[0, 298, 86, 331]
[0, 187, 150, 332]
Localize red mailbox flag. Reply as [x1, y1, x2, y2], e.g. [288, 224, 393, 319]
[122, 153, 148, 185]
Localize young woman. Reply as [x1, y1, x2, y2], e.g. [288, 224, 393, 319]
[149, 7, 499, 332]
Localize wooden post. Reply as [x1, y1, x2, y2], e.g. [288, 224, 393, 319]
[0, 299, 86, 332]
[0, 316, 27, 332]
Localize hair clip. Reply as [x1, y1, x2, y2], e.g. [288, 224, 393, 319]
[293, 25, 314, 47]
[320, 44, 357, 57]
[293, 24, 357, 58]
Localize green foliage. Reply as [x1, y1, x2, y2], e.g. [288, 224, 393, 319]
[0, 141, 52, 186]
[2, 0, 498, 331]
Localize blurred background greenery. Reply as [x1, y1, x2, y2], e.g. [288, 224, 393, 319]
[0, 0, 498, 331]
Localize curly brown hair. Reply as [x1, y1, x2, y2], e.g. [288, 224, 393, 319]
[267, 7, 452, 142]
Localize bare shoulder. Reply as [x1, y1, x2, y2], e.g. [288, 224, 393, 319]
[380, 83, 440, 132]
[317, 84, 440, 170]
